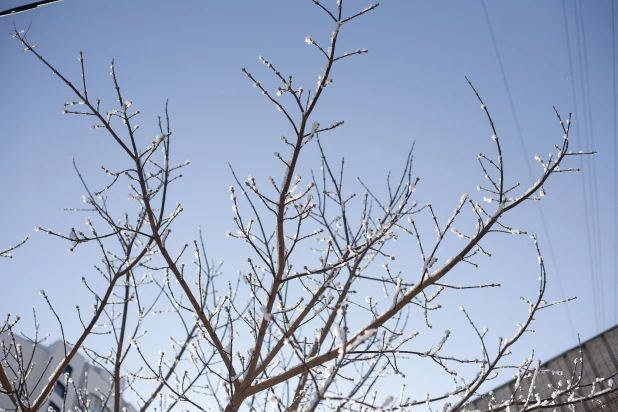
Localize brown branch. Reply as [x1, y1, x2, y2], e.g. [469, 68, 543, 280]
[30, 244, 152, 411]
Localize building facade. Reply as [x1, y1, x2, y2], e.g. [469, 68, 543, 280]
[0, 333, 136, 412]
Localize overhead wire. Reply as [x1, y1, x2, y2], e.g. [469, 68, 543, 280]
[610, 0, 618, 325]
[481, 0, 577, 341]
[561, 0, 602, 332]
[574, 0, 605, 330]
[0, 0, 62, 18]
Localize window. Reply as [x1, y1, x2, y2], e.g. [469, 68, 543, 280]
[53, 364, 72, 398]
[54, 381, 66, 398]
[90, 397, 108, 412]
[48, 401, 61, 412]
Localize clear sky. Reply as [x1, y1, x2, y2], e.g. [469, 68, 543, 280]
[1, 0, 616, 408]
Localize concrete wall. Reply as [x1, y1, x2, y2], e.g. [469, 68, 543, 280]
[465, 325, 618, 411]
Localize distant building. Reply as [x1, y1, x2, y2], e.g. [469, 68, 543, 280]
[465, 324, 618, 411]
[0, 333, 136, 412]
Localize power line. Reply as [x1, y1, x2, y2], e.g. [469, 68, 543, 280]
[561, 0, 602, 332]
[0, 0, 62, 18]
[610, 0, 618, 324]
[574, 0, 606, 330]
[481, 0, 577, 341]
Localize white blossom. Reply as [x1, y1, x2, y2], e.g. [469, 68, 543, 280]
[423, 256, 438, 271]
[380, 395, 395, 408]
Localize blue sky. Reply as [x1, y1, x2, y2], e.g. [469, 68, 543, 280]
[1, 0, 616, 407]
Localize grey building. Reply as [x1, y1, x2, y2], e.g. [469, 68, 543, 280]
[465, 324, 618, 411]
[0, 333, 136, 412]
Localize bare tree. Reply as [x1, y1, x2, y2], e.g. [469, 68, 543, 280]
[2, 2, 617, 411]
[0, 238, 28, 259]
